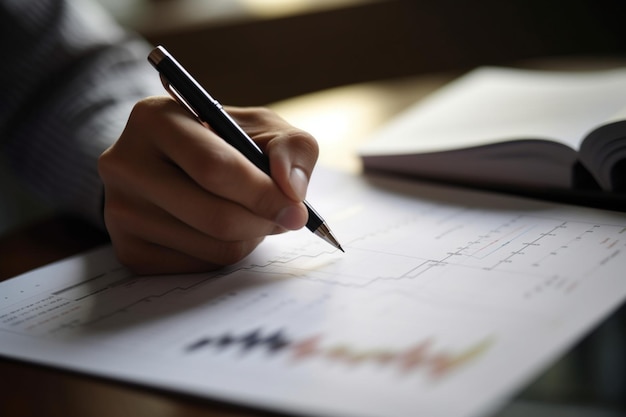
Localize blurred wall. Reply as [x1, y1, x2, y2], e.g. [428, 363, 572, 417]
[140, 0, 626, 105]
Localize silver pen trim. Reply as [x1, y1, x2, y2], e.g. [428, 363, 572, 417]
[313, 223, 344, 252]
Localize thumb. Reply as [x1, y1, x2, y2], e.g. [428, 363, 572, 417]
[266, 130, 319, 202]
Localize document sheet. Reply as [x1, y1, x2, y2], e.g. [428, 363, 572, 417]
[1, 170, 626, 417]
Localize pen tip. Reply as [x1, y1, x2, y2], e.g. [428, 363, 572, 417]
[313, 223, 344, 253]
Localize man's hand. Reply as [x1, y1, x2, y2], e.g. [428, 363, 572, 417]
[98, 97, 319, 275]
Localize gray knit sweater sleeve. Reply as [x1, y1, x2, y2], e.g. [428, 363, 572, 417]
[0, 0, 162, 228]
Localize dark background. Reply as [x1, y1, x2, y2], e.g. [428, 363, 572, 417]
[143, 0, 626, 105]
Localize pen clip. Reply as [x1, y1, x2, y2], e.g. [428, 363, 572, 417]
[159, 74, 209, 128]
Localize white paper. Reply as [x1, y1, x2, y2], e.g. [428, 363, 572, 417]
[1, 169, 626, 417]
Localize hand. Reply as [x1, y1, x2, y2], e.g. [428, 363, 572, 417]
[98, 96, 319, 275]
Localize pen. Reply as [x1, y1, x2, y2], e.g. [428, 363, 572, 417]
[147, 45, 343, 252]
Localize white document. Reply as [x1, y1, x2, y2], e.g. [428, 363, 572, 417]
[1, 169, 626, 417]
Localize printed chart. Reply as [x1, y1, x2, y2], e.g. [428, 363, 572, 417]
[1, 171, 626, 417]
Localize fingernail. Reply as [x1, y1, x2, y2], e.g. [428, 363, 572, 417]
[275, 205, 303, 230]
[290, 167, 308, 201]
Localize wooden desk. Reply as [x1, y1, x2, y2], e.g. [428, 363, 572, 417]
[1, 71, 624, 417]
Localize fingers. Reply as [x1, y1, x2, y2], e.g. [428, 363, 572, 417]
[104, 188, 265, 274]
[99, 97, 319, 274]
[103, 149, 284, 241]
[225, 106, 319, 202]
[143, 100, 310, 229]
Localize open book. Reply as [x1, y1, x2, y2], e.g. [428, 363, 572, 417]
[359, 66, 626, 205]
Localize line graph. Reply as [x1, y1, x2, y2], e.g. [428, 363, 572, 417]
[232, 212, 626, 296]
[12, 208, 623, 336]
[2, 171, 626, 417]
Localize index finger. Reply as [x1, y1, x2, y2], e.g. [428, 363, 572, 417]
[226, 106, 320, 202]
[150, 99, 309, 229]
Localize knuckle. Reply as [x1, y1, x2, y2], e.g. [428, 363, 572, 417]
[103, 198, 140, 234]
[204, 210, 238, 240]
[129, 96, 172, 122]
[98, 147, 131, 184]
[114, 248, 140, 272]
[289, 130, 319, 159]
[213, 239, 261, 266]
[126, 99, 156, 128]
[228, 106, 285, 134]
[117, 254, 155, 276]
[107, 234, 145, 273]
[253, 188, 283, 219]
[124, 97, 180, 142]
[272, 129, 319, 161]
[97, 148, 114, 179]
[235, 106, 275, 123]
[194, 148, 237, 190]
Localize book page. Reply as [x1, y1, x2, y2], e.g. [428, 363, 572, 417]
[1, 169, 626, 417]
[359, 67, 626, 156]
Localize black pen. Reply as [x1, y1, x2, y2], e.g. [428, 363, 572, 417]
[148, 45, 343, 252]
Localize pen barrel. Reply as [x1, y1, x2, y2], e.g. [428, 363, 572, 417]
[151, 47, 323, 234]
[153, 56, 272, 173]
[198, 107, 323, 233]
[199, 107, 272, 174]
[304, 202, 322, 231]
